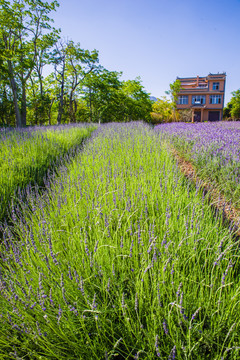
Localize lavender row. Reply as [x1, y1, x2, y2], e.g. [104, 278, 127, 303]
[155, 122, 240, 208]
[0, 124, 96, 223]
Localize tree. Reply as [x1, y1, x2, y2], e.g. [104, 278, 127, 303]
[223, 90, 240, 120]
[230, 90, 240, 120]
[165, 79, 182, 121]
[83, 71, 152, 123]
[65, 41, 98, 123]
[82, 67, 122, 123]
[27, 75, 53, 125]
[223, 102, 233, 119]
[0, 0, 59, 127]
[53, 40, 98, 124]
[0, 82, 15, 126]
[150, 96, 173, 123]
[121, 78, 152, 122]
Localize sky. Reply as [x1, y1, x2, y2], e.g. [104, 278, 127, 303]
[51, 0, 240, 105]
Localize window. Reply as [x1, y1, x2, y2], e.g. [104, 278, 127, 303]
[192, 95, 206, 105]
[178, 95, 188, 105]
[213, 82, 219, 90]
[209, 95, 221, 104]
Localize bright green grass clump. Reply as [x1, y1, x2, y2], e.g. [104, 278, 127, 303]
[0, 125, 96, 221]
[0, 123, 239, 359]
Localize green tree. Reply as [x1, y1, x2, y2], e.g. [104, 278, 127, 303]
[165, 79, 182, 121]
[223, 90, 240, 120]
[83, 71, 152, 123]
[53, 40, 98, 124]
[121, 78, 152, 122]
[223, 102, 233, 119]
[0, 0, 59, 127]
[230, 90, 240, 120]
[83, 67, 122, 123]
[27, 75, 53, 125]
[65, 41, 98, 123]
[0, 82, 15, 126]
[151, 96, 173, 123]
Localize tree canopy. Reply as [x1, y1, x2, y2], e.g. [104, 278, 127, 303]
[224, 90, 240, 120]
[151, 80, 182, 123]
[0, 0, 152, 127]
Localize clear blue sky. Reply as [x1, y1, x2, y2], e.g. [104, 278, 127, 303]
[51, 0, 240, 105]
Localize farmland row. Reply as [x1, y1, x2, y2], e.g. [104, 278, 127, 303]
[155, 122, 240, 210]
[0, 123, 239, 359]
[0, 124, 96, 223]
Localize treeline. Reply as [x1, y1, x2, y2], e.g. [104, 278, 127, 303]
[0, 0, 152, 127]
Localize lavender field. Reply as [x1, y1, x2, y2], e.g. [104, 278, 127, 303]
[155, 122, 240, 209]
[0, 123, 240, 359]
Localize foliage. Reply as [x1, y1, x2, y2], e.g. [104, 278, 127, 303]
[122, 78, 152, 122]
[151, 96, 173, 123]
[223, 90, 240, 120]
[83, 70, 152, 123]
[151, 80, 182, 123]
[0, 0, 60, 127]
[230, 90, 240, 120]
[52, 39, 99, 124]
[0, 83, 15, 126]
[0, 1, 152, 126]
[167, 79, 182, 106]
[178, 109, 192, 122]
[223, 102, 232, 119]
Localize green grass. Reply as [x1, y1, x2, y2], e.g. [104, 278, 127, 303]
[0, 124, 96, 222]
[0, 123, 239, 359]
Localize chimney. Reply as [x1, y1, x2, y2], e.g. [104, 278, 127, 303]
[196, 75, 199, 86]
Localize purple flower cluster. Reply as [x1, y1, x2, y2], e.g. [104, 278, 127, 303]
[155, 121, 240, 205]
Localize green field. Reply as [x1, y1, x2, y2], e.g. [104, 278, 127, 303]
[0, 125, 96, 223]
[0, 123, 239, 360]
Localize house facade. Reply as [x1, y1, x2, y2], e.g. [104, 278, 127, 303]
[176, 73, 226, 122]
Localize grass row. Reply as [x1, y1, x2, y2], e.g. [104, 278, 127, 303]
[0, 123, 239, 359]
[155, 122, 240, 209]
[0, 124, 96, 222]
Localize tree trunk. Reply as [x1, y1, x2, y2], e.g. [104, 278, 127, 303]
[21, 83, 27, 126]
[48, 99, 54, 125]
[57, 63, 65, 125]
[7, 60, 22, 127]
[89, 88, 93, 122]
[38, 70, 43, 98]
[69, 90, 74, 123]
[57, 91, 64, 125]
[73, 99, 77, 122]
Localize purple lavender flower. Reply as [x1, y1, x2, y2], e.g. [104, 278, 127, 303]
[155, 335, 161, 357]
[163, 319, 169, 335]
[191, 307, 201, 322]
[57, 304, 62, 323]
[168, 345, 176, 360]
[135, 293, 138, 312]
[92, 293, 97, 310]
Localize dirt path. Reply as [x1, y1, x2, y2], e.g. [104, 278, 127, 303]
[171, 147, 240, 236]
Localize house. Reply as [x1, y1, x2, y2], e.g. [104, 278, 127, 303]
[176, 73, 226, 122]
